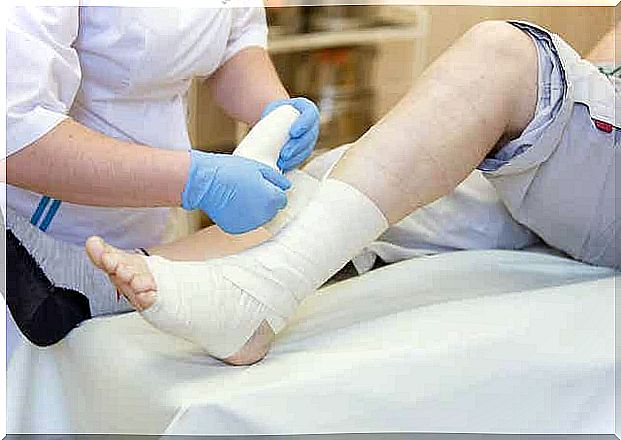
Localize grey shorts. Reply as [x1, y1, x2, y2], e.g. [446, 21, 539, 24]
[478, 21, 619, 269]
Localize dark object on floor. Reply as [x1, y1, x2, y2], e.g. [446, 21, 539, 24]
[326, 257, 389, 285]
[6, 229, 91, 347]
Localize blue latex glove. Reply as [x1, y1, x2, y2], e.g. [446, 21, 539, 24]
[181, 150, 291, 234]
[261, 97, 320, 171]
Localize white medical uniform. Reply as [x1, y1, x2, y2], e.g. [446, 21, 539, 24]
[6, 5, 268, 248]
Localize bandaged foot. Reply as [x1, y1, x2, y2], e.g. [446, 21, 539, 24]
[87, 178, 387, 362]
[86, 105, 387, 363]
[85, 236, 273, 365]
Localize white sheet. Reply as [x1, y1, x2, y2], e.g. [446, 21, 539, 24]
[7, 250, 616, 435]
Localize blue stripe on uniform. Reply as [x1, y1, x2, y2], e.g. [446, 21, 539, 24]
[30, 196, 51, 226]
[39, 199, 62, 232]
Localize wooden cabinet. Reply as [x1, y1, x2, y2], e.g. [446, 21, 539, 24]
[187, 5, 429, 155]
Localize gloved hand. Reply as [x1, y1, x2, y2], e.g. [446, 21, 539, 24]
[261, 97, 320, 171]
[181, 150, 291, 234]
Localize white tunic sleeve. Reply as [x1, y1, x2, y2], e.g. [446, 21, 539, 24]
[221, 7, 268, 64]
[6, 6, 81, 157]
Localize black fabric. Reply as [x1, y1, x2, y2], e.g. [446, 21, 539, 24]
[6, 229, 92, 347]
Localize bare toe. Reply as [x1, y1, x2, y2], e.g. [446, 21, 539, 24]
[131, 273, 157, 294]
[101, 251, 122, 274]
[104, 250, 158, 310]
[111, 275, 140, 308]
[134, 290, 157, 310]
[115, 263, 136, 284]
[85, 236, 106, 269]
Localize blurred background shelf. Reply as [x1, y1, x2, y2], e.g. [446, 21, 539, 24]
[189, 5, 430, 156]
[268, 24, 427, 54]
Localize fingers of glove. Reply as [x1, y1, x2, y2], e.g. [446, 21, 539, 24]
[212, 198, 272, 234]
[278, 125, 319, 171]
[262, 181, 288, 211]
[259, 166, 292, 191]
[261, 97, 320, 138]
[278, 143, 315, 172]
[274, 191, 287, 210]
[288, 98, 320, 138]
[280, 124, 318, 161]
[218, 220, 255, 235]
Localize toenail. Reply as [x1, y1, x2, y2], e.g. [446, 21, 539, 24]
[139, 291, 157, 305]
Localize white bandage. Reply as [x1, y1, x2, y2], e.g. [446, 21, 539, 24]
[139, 105, 389, 359]
[141, 178, 388, 359]
[141, 256, 270, 359]
[223, 178, 390, 332]
[262, 169, 319, 235]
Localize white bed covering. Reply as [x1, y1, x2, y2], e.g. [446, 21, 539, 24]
[7, 250, 617, 435]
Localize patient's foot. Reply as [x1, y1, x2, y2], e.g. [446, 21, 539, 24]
[85, 236, 275, 365]
[85, 237, 156, 310]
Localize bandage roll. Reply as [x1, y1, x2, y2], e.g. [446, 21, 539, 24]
[232, 104, 320, 235]
[233, 104, 301, 170]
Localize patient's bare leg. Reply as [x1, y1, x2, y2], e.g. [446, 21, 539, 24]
[151, 226, 270, 262]
[86, 22, 538, 365]
[332, 21, 537, 224]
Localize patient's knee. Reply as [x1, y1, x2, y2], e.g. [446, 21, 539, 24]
[462, 21, 538, 134]
[462, 21, 536, 69]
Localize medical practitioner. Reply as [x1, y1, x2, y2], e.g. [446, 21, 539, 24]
[5, 6, 320, 249]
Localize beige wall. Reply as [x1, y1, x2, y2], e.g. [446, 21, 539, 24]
[425, 6, 614, 63]
[371, 5, 615, 118]
[615, 2, 621, 64]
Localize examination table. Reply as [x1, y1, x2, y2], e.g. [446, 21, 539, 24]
[7, 249, 616, 435]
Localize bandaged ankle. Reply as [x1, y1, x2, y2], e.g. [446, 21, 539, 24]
[262, 170, 319, 235]
[224, 178, 390, 330]
[6, 207, 132, 317]
[137, 178, 388, 359]
[135, 106, 386, 359]
[140, 255, 270, 359]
